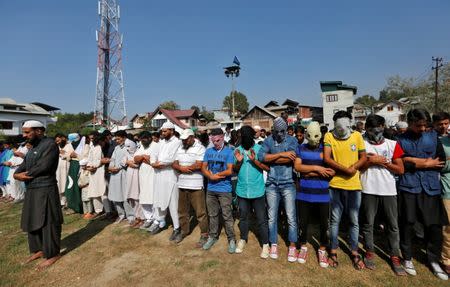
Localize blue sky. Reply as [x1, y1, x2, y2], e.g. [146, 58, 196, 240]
[1, 0, 449, 117]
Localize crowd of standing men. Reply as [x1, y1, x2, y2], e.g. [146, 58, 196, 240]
[2, 108, 450, 280]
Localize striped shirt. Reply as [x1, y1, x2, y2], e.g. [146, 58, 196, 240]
[296, 144, 330, 203]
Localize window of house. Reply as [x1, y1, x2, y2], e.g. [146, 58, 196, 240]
[0, 121, 13, 130]
[387, 106, 394, 112]
[152, 119, 167, 128]
[326, 94, 338, 102]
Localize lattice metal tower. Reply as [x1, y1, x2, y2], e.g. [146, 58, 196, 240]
[94, 0, 127, 128]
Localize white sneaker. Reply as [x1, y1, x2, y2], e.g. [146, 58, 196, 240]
[402, 260, 417, 276]
[430, 261, 448, 281]
[235, 239, 246, 254]
[269, 244, 278, 259]
[260, 244, 270, 259]
[297, 247, 308, 264]
[287, 246, 298, 263]
[114, 215, 125, 224]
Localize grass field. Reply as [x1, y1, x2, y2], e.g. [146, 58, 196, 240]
[0, 201, 448, 287]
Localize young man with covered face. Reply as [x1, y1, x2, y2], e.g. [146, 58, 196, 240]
[234, 126, 270, 257]
[172, 129, 207, 245]
[258, 117, 299, 262]
[201, 128, 236, 253]
[323, 111, 367, 270]
[397, 109, 448, 280]
[294, 121, 335, 268]
[359, 115, 406, 275]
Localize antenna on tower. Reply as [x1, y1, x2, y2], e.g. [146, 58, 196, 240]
[94, 0, 127, 129]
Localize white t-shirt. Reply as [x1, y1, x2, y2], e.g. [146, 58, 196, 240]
[175, 140, 206, 190]
[361, 138, 404, 196]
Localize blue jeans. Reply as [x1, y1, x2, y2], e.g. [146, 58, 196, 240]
[329, 188, 361, 251]
[266, 183, 297, 244]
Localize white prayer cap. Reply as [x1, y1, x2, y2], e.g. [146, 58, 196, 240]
[161, 121, 175, 130]
[253, 125, 261, 131]
[395, 121, 408, 129]
[22, 120, 44, 128]
[180, 129, 194, 140]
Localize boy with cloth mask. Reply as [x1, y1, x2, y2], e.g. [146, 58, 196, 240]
[359, 115, 406, 275]
[323, 111, 367, 270]
[294, 121, 335, 267]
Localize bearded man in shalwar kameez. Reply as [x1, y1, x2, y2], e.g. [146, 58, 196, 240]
[15, 120, 63, 270]
[149, 122, 182, 242]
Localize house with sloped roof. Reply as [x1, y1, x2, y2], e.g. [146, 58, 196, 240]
[148, 107, 200, 133]
[0, 98, 58, 136]
[241, 105, 278, 130]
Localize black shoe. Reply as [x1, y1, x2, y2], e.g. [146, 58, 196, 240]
[169, 228, 181, 241]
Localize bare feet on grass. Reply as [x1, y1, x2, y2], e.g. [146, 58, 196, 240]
[22, 251, 44, 265]
[36, 254, 61, 271]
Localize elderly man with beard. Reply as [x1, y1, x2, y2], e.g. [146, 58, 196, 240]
[150, 122, 182, 241]
[324, 110, 367, 270]
[172, 129, 207, 245]
[14, 120, 63, 270]
[134, 131, 159, 230]
[258, 117, 299, 262]
[234, 126, 270, 257]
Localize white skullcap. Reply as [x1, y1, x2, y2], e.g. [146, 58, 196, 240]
[161, 121, 175, 129]
[253, 125, 261, 131]
[22, 120, 44, 128]
[395, 121, 408, 129]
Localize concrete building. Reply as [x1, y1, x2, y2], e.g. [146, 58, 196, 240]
[320, 81, 357, 128]
[375, 100, 408, 127]
[0, 98, 58, 136]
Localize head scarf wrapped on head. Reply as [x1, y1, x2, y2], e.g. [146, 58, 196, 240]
[273, 117, 288, 143]
[333, 118, 352, 139]
[240, 126, 255, 150]
[305, 121, 322, 148]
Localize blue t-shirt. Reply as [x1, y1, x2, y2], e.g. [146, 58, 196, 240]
[203, 146, 234, 192]
[296, 143, 330, 203]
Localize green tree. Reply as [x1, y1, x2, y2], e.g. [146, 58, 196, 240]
[160, 100, 179, 110]
[222, 91, 249, 115]
[354, 94, 378, 110]
[200, 106, 215, 122]
[46, 112, 94, 137]
[190, 105, 201, 114]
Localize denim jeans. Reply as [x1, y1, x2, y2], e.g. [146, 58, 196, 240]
[266, 183, 297, 244]
[329, 188, 361, 251]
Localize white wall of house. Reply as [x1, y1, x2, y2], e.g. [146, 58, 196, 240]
[376, 102, 405, 127]
[322, 90, 354, 128]
[0, 112, 56, 136]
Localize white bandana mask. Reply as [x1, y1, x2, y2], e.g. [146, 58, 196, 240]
[306, 121, 321, 148]
[333, 117, 352, 139]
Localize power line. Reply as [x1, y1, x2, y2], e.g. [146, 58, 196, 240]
[432, 57, 444, 113]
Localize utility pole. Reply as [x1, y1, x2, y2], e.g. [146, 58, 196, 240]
[432, 57, 443, 113]
[224, 57, 241, 129]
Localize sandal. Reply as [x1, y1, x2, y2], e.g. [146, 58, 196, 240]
[351, 254, 365, 270]
[328, 252, 339, 268]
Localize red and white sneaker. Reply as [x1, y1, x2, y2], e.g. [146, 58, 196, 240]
[270, 244, 278, 259]
[318, 249, 329, 268]
[287, 246, 298, 262]
[297, 246, 308, 264]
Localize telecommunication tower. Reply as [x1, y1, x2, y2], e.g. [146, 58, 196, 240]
[94, 0, 127, 128]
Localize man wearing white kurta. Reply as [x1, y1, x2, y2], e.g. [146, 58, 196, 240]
[4, 143, 29, 202]
[134, 132, 160, 230]
[108, 131, 135, 224]
[149, 122, 182, 240]
[56, 135, 73, 206]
